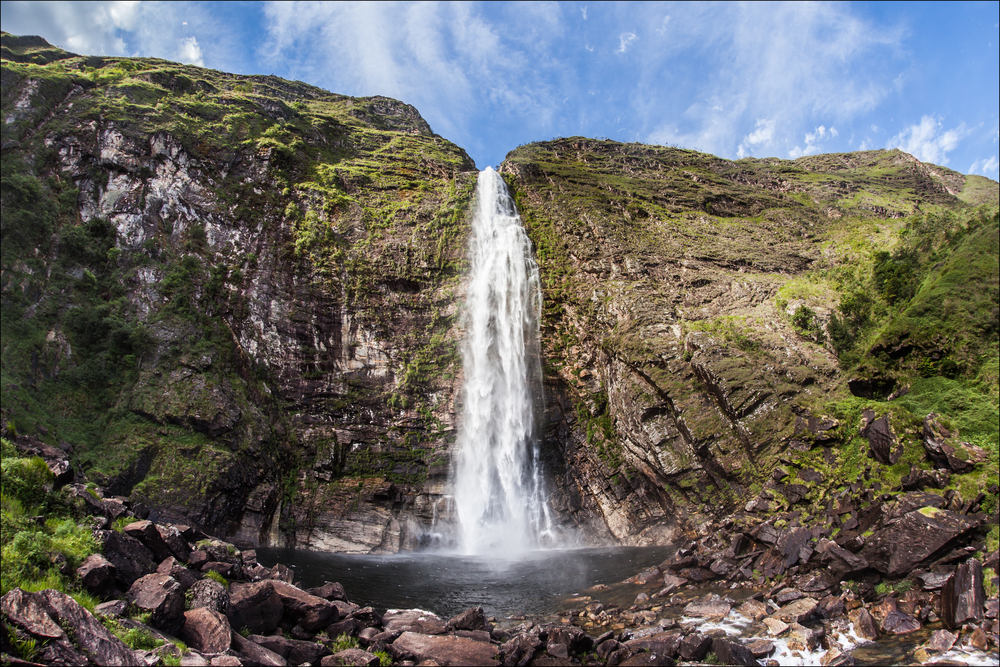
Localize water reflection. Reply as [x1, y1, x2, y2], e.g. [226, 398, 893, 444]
[256, 546, 673, 619]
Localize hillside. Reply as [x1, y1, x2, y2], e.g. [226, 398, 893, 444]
[1, 33, 998, 554]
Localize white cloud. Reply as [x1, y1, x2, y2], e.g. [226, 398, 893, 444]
[581, 7, 587, 21]
[177, 36, 203, 67]
[969, 155, 999, 177]
[616, 32, 637, 54]
[887, 115, 968, 165]
[788, 124, 840, 158]
[655, 15, 671, 35]
[0, 0, 139, 55]
[737, 118, 775, 158]
[648, 3, 900, 158]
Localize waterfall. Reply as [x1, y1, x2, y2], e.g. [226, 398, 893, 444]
[453, 167, 553, 554]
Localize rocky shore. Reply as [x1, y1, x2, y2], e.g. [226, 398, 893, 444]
[2, 435, 998, 666]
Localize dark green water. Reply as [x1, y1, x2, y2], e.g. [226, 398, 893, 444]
[256, 546, 673, 619]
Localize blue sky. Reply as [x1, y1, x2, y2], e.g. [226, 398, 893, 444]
[2, 1, 998, 177]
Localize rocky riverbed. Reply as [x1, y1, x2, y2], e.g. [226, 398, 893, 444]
[2, 433, 998, 666]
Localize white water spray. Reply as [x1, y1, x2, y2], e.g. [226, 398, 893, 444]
[453, 168, 553, 554]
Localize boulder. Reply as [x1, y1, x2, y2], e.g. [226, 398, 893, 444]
[711, 638, 757, 666]
[1, 587, 141, 666]
[630, 566, 662, 584]
[158, 556, 200, 591]
[126, 573, 185, 631]
[231, 631, 287, 666]
[500, 633, 543, 666]
[769, 597, 818, 624]
[623, 632, 681, 658]
[77, 553, 118, 596]
[880, 610, 920, 635]
[447, 606, 490, 631]
[351, 606, 382, 629]
[860, 410, 901, 465]
[677, 633, 712, 660]
[269, 562, 295, 583]
[847, 607, 879, 640]
[321, 648, 379, 666]
[157, 524, 193, 562]
[393, 631, 500, 666]
[228, 580, 283, 635]
[941, 558, 985, 629]
[922, 413, 988, 473]
[763, 617, 789, 636]
[744, 639, 774, 658]
[181, 607, 232, 654]
[248, 634, 330, 664]
[923, 628, 957, 652]
[124, 520, 175, 562]
[189, 578, 230, 614]
[547, 625, 593, 656]
[96, 528, 156, 589]
[683, 595, 731, 618]
[737, 599, 768, 621]
[95, 599, 128, 619]
[901, 467, 950, 491]
[618, 653, 676, 666]
[815, 539, 869, 578]
[308, 581, 348, 601]
[862, 508, 978, 577]
[654, 574, 687, 597]
[270, 581, 339, 631]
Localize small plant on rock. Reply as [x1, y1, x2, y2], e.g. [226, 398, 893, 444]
[204, 569, 229, 586]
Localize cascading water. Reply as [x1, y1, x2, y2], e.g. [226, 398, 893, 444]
[453, 167, 554, 554]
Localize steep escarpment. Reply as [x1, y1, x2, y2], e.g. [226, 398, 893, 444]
[501, 138, 998, 545]
[2, 34, 475, 551]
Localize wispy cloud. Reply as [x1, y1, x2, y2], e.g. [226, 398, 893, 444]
[647, 3, 901, 158]
[737, 118, 775, 158]
[616, 32, 637, 54]
[887, 115, 968, 165]
[969, 155, 999, 177]
[789, 125, 839, 158]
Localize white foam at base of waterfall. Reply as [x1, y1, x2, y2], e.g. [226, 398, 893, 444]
[452, 167, 554, 555]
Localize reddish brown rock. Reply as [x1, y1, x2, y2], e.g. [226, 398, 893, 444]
[1, 588, 141, 666]
[880, 610, 921, 635]
[248, 634, 330, 664]
[941, 558, 985, 629]
[677, 633, 712, 661]
[124, 520, 175, 562]
[711, 637, 756, 666]
[770, 597, 818, 624]
[862, 508, 978, 577]
[232, 631, 287, 666]
[189, 578, 230, 614]
[158, 556, 199, 591]
[228, 580, 283, 635]
[321, 648, 379, 666]
[683, 595, 731, 618]
[393, 631, 500, 666]
[447, 606, 490, 631]
[924, 628, 958, 652]
[270, 581, 339, 631]
[848, 607, 879, 640]
[126, 573, 185, 631]
[307, 582, 348, 601]
[861, 410, 901, 465]
[77, 553, 118, 596]
[181, 607, 232, 654]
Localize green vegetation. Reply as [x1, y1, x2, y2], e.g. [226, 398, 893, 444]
[328, 633, 360, 652]
[203, 569, 229, 586]
[0, 439, 98, 597]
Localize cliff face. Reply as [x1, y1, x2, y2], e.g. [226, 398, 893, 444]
[2, 34, 476, 551]
[2, 35, 998, 551]
[501, 139, 998, 544]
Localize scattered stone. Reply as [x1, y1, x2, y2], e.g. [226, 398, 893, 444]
[270, 581, 339, 631]
[744, 638, 774, 657]
[382, 609, 447, 635]
[770, 597, 818, 624]
[321, 648, 379, 666]
[269, 562, 295, 583]
[158, 524, 193, 562]
[228, 580, 283, 635]
[861, 410, 901, 464]
[1, 587, 141, 666]
[393, 631, 500, 666]
[447, 606, 490, 631]
[817, 595, 845, 619]
[916, 570, 953, 590]
[77, 553, 118, 596]
[901, 467, 950, 491]
[880, 610, 921, 635]
[95, 599, 129, 619]
[941, 558, 985, 629]
[862, 508, 978, 577]
[677, 633, 711, 661]
[181, 607, 232, 654]
[231, 631, 286, 666]
[737, 599, 768, 621]
[96, 529, 156, 589]
[308, 582, 348, 601]
[967, 627, 988, 650]
[711, 637, 756, 666]
[189, 578, 230, 615]
[774, 588, 805, 605]
[682, 595, 731, 619]
[158, 556, 200, 591]
[763, 617, 789, 636]
[654, 574, 687, 597]
[124, 520, 175, 563]
[630, 566, 662, 585]
[847, 608, 879, 640]
[247, 635, 330, 665]
[126, 573, 185, 631]
[924, 628, 957, 652]
[923, 413, 988, 473]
